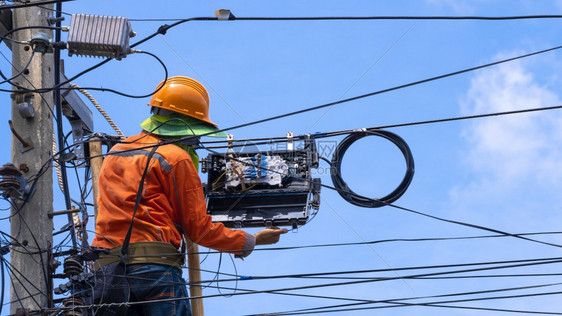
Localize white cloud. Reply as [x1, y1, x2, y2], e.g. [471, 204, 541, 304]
[455, 55, 562, 200]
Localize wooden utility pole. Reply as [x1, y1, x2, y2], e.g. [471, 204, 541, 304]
[9, 2, 54, 314]
[88, 137, 103, 221]
[187, 241, 205, 316]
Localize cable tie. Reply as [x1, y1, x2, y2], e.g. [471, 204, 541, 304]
[239, 275, 253, 280]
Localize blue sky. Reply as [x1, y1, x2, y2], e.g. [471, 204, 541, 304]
[3, 1, 562, 315]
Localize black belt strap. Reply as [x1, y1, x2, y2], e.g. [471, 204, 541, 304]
[120, 145, 159, 265]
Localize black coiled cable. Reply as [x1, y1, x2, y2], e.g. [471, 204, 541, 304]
[330, 130, 415, 208]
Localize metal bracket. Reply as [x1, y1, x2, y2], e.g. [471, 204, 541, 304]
[8, 120, 33, 153]
[60, 72, 93, 132]
[304, 134, 319, 168]
[17, 100, 35, 119]
[69, 119, 86, 163]
[60, 71, 93, 166]
[310, 178, 321, 209]
[48, 207, 79, 219]
[287, 131, 294, 151]
[11, 92, 35, 119]
[227, 134, 234, 155]
[290, 219, 299, 232]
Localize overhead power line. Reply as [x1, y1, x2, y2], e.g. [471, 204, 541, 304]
[50, 257, 562, 313]
[252, 281, 562, 315]
[237, 15, 562, 21]
[214, 44, 562, 135]
[251, 231, 562, 252]
[385, 202, 562, 249]
[129, 14, 562, 22]
[263, 290, 562, 315]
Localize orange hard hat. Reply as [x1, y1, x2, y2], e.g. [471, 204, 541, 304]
[147, 76, 218, 126]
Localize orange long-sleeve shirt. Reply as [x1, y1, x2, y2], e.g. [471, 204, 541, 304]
[91, 132, 254, 257]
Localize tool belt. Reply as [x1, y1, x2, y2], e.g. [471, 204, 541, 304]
[94, 241, 185, 271]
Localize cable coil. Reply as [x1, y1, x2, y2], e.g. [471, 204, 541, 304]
[330, 130, 415, 208]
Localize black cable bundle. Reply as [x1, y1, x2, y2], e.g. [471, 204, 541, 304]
[330, 130, 415, 208]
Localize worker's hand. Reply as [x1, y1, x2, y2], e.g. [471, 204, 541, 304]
[255, 227, 289, 245]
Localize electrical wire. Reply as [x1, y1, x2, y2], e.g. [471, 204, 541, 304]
[0, 253, 5, 316]
[53, 8, 78, 253]
[2, 50, 168, 99]
[0, 44, 166, 99]
[389, 201, 562, 249]
[248, 231, 562, 252]
[51, 257, 562, 312]
[0, 50, 35, 85]
[43, 244, 562, 312]
[63, 278, 561, 316]
[60, 50, 169, 98]
[319, 179, 562, 250]
[261, 290, 562, 316]
[109, 275, 562, 314]
[415, 272, 562, 280]
[0, 36, 27, 45]
[4, 13, 555, 96]
[231, 15, 562, 22]
[35, 3, 72, 17]
[374, 103, 562, 130]
[13, 212, 51, 296]
[199, 102, 562, 150]
[131, 14, 562, 23]
[277, 272, 562, 282]
[206, 44, 562, 137]
[248, 281, 562, 315]
[3, 257, 44, 308]
[164, 256, 562, 295]
[6, 261, 27, 314]
[0, 25, 61, 83]
[202, 256, 562, 284]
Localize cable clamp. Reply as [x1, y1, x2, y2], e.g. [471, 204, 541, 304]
[215, 9, 236, 20]
[227, 134, 234, 155]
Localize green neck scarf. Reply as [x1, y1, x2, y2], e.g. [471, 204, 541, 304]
[175, 143, 199, 172]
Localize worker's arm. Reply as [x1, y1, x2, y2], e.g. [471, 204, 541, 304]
[170, 158, 258, 257]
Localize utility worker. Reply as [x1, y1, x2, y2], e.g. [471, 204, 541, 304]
[91, 76, 288, 315]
